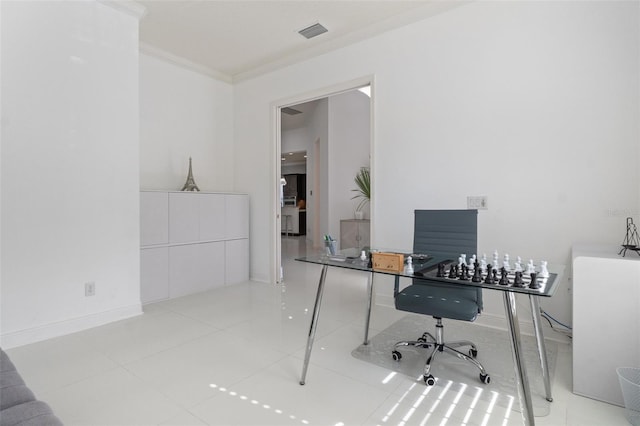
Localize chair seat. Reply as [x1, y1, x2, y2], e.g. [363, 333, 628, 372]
[395, 283, 480, 321]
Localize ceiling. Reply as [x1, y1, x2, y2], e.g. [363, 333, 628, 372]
[137, 1, 464, 82]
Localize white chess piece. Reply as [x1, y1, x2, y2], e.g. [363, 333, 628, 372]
[480, 254, 488, 272]
[514, 256, 523, 273]
[405, 256, 414, 274]
[469, 254, 476, 269]
[526, 259, 536, 274]
[493, 250, 499, 269]
[360, 250, 367, 261]
[539, 260, 549, 278]
[459, 253, 467, 266]
[503, 253, 511, 272]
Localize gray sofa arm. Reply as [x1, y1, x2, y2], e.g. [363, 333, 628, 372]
[1, 348, 62, 426]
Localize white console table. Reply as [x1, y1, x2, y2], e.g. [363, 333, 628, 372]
[140, 191, 249, 304]
[572, 244, 640, 406]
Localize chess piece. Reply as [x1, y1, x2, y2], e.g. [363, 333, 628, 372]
[539, 261, 549, 278]
[472, 264, 483, 282]
[513, 271, 524, 287]
[448, 264, 457, 279]
[529, 272, 540, 289]
[499, 267, 509, 285]
[480, 254, 488, 273]
[484, 264, 494, 283]
[459, 254, 467, 266]
[526, 259, 536, 275]
[514, 256, 523, 273]
[503, 254, 511, 272]
[468, 254, 476, 269]
[360, 250, 367, 261]
[437, 262, 446, 278]
[459, 264, 469, 280]
[405, 256, 414, 275]
[180, 157, 200, 191]
[493, 251, 499, 271]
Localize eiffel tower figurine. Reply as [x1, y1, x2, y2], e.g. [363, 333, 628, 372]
[619, 217, 640, 257]
[181, 157, 200, 192]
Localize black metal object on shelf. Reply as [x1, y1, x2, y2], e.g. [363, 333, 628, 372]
[619, 217, 640, 257]
[181, 157, 200, 192]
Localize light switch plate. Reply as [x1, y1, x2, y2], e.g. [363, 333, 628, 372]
[467, 196, 488, 210]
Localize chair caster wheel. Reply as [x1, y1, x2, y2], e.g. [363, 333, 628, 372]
[423, 374, 436, 386]
[392, 350, 402, 361]
[480, 373, 491, 384]
[469, 348, 478, 358]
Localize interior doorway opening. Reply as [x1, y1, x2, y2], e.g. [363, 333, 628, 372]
[275, 79, 373, 283]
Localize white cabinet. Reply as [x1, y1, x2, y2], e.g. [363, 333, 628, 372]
[572, 244, 640, 406]
[225, 238, 249, 285]
[169, 242, 225, 298]
[140, 191, 250, 304]
[141, 192, 169, 246]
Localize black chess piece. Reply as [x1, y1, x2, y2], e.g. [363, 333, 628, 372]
[484, 264, 494, 284]
[513, 271, 524, 287]
[472, 264, 482, 283]
[499, 267, 509, 285]
[459, 264, 469, 280]
[448, 264, 457, 279]
[529, 272, 540, 289]
[437, 263, 445, 278]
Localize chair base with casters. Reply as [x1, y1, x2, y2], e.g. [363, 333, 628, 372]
[391, 317, 491, 386]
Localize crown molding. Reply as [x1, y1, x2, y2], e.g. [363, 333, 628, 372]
[98, 0, 147, 19]
[139, 42, 233, 84]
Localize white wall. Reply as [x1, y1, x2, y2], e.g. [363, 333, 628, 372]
[234, 1, 639, 327]
[140, 54, 234, 191]
[1, 1, 144, 347]
[328, 90, 371, 242]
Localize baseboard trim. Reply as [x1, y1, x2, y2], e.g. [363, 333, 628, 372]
[0, 304, 143, 349]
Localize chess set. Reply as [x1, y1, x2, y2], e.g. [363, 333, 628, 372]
[416, 251, 552, 291]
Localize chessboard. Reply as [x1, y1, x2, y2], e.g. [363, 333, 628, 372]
[415, 253, 554, 294]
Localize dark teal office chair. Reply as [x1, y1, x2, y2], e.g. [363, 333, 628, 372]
[392, 209, 490, 386]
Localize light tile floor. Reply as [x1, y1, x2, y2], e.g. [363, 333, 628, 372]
[5, 236, 629, 425]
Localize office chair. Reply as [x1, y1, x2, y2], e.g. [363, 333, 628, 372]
[392, 209, 490, 386]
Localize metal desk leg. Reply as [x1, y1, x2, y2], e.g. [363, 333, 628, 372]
[504, 292, 535, 426]
[530, 295, 553, 402]
[363, 272, 374, 345]
[300, 264, 328, 385]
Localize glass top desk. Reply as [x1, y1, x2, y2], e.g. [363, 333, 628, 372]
[296, 248, 563, 426]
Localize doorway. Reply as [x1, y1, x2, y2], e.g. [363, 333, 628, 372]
[275, 80, 373, 283]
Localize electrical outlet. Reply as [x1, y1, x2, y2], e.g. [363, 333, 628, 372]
[85, 281, 95, 297]
[467, 196, 488, 210]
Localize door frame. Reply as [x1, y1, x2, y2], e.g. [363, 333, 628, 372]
[271, 75, 375, 283]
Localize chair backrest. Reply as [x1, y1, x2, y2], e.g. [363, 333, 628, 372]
[413, 209, 482, 311]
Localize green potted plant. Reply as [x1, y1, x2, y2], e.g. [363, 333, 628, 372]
[351, 167, 370, 219]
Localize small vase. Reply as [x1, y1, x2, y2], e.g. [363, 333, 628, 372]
[355, 211, 364, 220]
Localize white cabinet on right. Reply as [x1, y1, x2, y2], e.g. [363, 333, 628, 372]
[572, 244, 640, 407]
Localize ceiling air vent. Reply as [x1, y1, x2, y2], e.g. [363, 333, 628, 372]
[282, 107, 302, 115]
[298, 23, 328, 39]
